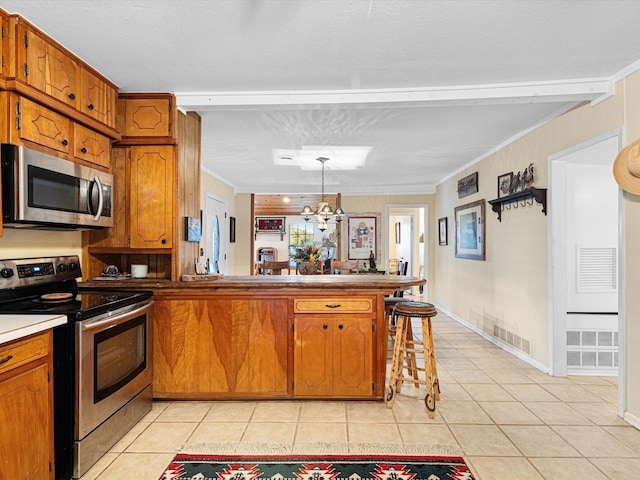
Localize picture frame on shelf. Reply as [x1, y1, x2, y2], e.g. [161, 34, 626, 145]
[438, 217, 448, 246]
[346, 214, 380, 260]
[498, 172, 514, 198]
[454, 200, 485, 260]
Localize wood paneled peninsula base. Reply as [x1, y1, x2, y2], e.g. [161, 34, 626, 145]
[83, 275, 424, 401]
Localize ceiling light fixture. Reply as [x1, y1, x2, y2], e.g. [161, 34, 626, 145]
[300, 157, 344, 232]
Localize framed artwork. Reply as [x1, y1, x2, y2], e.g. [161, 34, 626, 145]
[438, 217, 448, 246]
[184, 215, 202, 242]
[498, 172, 514, 198]
[229, 216, 236, 243]
[457, 172, 479, 198]
[395, 222, 401, 244]
[454, 199, 485, 260]
[346, 214, 380, 260]
[255, 216, 285, 233]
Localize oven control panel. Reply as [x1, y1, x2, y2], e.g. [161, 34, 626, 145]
[0, 255, 81, 288]
[17, 262, 55, 278]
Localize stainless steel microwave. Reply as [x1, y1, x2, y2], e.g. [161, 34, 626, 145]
[1, 144, 114, 229]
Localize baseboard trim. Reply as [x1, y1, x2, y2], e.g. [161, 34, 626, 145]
[433, 304, 549, 374]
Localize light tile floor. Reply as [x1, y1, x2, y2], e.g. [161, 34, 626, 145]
[80, 310, 640, 480]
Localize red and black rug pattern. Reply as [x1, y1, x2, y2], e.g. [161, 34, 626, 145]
[160, 454, 476, 480]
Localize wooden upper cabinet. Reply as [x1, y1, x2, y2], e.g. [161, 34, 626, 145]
[116, 93, 177, 144]
[6, 15, 120, 139]
[74, 123, 111, 170]
[0, 10, 8, 84]
[19, 95, 72, 155]
[80, 67, 116, 129]
[128, 145, 175, 248]
[20, 26, 78, 108]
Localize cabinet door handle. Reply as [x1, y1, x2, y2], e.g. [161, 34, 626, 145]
[61, 139, 68, 146]
[338, 324, 344, 330]
[88, 103, 94, 110]
[325, 304, 341, 309]
[80, 147, 87, 154]
[68, 93, 76, 100]
[161, 239, 167, 245]
[322, 324, 328, 329]
[0, 354, 13, 365]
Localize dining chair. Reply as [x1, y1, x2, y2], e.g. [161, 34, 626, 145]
[259, 260, 292, 275]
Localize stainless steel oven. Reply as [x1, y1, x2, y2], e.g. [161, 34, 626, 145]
[0, 255, 153, 479]
[75, 299, 153, 477]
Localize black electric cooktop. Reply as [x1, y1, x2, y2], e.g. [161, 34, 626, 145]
[1, 288, 152, 320]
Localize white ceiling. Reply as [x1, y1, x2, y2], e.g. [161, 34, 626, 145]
[5, 0, 640, 195]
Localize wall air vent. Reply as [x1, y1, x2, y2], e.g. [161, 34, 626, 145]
[576, 246, 617, 293]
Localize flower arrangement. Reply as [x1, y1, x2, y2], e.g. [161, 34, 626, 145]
[290, 246, 321, 264]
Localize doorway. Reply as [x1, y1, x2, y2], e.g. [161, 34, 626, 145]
[204, 194, 227, 274]
[385, 204, 428, 297]
[549, 129, 621, 377]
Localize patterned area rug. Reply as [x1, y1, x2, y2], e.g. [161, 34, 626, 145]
[160, 454, 476, 480]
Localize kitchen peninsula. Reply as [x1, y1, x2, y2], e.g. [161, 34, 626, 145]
[83, 274, 424, 401]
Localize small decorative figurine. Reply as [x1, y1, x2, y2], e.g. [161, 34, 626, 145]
[369, 250, 376, 270]
[522, 163, 534, 189]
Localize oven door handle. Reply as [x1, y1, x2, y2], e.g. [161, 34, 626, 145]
[80, 302, 153, 332]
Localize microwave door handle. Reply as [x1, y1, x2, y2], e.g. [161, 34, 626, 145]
[90, 176, 104, 221]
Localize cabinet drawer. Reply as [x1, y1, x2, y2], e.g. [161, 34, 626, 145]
[0, 331, 50, 376]
[294, 297, 374, 314]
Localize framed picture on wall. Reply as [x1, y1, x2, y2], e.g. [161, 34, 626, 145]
[438, 217, 448, 246]
[346, 214, 380, 260]
[454, 200, 485, 260]
[255, 216, 285, 233]
[229, 216, 236, 243]
[184, 213, 202, 242]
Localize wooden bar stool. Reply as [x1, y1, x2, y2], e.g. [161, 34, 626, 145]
[386, 301, 439, 418]
[384, 296, 411, 362]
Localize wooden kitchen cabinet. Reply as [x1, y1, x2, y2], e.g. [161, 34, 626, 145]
[153, 296, 289, 398]
[116, 92, 176, 143]
[17, 95, 72, 155]
[87, 145, 174, 249]
[84, 108, 200, 282]
[79, 66, 117, 129]
[0, 9, 8, 86]
[0, 92, 114, 170]
[17, 22, 78, 109]
[293, 297, 376, 397]
[6, 14, 120, 140]
[0, 331, 54, 479]
[74, 123, 111, 170]
[128, 145, 175, 248]
[294, 315, 374, 397]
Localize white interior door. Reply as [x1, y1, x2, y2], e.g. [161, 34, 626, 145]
[550, 131, 620, 376]
[204, 194, 227, 274]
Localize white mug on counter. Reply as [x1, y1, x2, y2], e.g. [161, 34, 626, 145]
[131, 264, 148, 278]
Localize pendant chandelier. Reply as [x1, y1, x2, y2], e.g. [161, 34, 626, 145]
[301, 157, 344, 232]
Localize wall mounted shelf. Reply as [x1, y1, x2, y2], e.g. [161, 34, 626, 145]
[488, 187, 547, 222]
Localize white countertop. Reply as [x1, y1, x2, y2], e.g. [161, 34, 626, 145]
[0, 314, 67, 345]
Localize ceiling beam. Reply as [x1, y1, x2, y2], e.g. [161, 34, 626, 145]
[176, 78, 612, 110]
